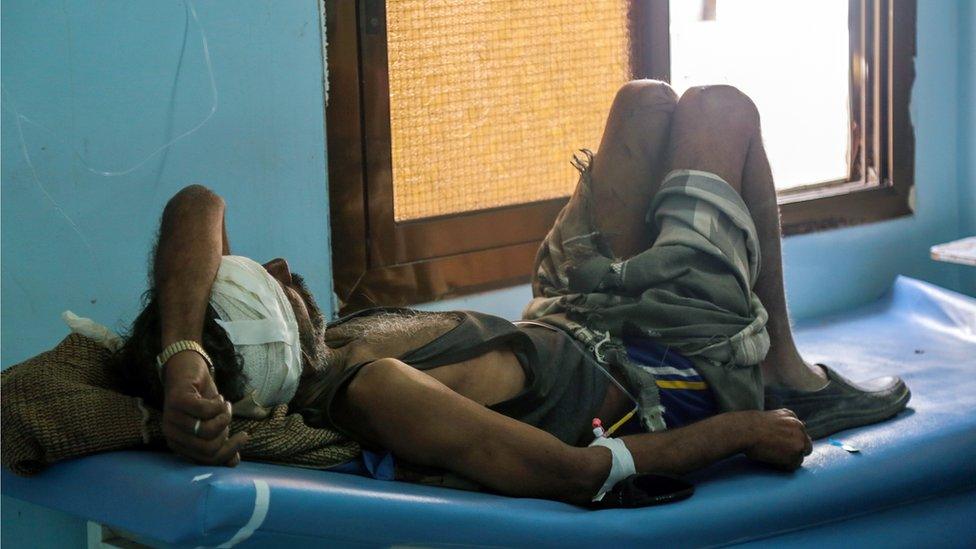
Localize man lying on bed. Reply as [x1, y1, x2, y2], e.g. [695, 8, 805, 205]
[113, 82, 910, 506]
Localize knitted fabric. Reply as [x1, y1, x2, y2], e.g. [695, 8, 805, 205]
[1, 334, 359, 476]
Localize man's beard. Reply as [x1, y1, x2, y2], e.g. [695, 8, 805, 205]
[300, 332, 337, 375]
[290, 272, 336, 375]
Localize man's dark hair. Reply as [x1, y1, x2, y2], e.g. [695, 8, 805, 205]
[109, 291, 247, 410]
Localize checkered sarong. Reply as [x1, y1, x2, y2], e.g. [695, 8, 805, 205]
[525, 167, 770, 415]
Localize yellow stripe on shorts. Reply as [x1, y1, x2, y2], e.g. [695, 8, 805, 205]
[656, 380, 708, 390]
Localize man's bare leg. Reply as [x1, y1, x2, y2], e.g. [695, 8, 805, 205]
[667, 86, 909, 441]
[586, 80, 680, 420]
[730, 95, 909, 436]
[741, 128, 829, 390]
[668, 85, 827, 390]
[334, 358, 809, 504]
[589, 80, 678, 259]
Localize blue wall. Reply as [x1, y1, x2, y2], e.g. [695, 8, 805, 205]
[1, 0, 333, 367]
[0, 0, 973, 546]
[960, 0, 976, 291]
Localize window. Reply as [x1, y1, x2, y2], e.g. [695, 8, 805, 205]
[646, 0, 916, 234]
[325, 0, 915, 312]
[670, 0, 851, 190]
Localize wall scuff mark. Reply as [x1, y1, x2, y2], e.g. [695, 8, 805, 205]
[0, 0, 218, 180]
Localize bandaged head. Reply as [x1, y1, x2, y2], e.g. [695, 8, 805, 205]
[209, 255, 302, 418]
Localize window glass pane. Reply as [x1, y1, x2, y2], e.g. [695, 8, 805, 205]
[387, 1, 630, 221]
[669, 0, 850, 189]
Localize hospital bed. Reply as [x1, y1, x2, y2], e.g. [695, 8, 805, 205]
[3, 276, 975, 547]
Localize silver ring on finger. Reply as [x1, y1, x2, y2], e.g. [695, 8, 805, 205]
[193, 419, 202, 437]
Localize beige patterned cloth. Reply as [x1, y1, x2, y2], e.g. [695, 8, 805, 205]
[1, 334, 360, 476]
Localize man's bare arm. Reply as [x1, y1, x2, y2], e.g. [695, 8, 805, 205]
[156, 185, 225, 346]
[337, 358, 812, 504]
[622, 409, 813, 475]
[155, 184, 247, 466]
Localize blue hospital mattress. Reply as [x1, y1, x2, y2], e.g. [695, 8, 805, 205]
[3, 276, 975, 547]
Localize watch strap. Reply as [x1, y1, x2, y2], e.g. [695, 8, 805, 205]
[156, 340, 215, 382]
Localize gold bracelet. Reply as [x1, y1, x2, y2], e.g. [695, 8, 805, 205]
[156, 340, 215, 382]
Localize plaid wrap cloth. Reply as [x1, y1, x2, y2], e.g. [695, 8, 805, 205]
[1, 334, 360, 476]
[525, 167, 770, 417]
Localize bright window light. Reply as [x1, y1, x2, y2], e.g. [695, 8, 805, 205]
[670, 0, 850, 190]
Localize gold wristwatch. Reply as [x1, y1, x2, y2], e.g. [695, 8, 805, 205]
[156, 340, 215, 382]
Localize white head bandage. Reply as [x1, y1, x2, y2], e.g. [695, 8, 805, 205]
[209, 255, 303, 418]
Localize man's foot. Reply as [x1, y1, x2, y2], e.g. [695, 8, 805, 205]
[764, 365, 911, 439]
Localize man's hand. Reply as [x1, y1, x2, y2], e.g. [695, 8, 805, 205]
[161, 351, 248, 466]
[743, 409, 813, 470]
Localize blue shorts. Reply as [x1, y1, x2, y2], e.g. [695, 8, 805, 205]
[625, 336, 718, 428]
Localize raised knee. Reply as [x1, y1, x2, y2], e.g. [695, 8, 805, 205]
[613, 79, 678, 111]
[682, 85, 759, 122]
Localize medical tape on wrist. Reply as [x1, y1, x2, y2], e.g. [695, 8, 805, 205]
[588, 436, 636, 502]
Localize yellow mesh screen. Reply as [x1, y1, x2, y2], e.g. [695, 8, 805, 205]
[387, 1, 631, 221]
